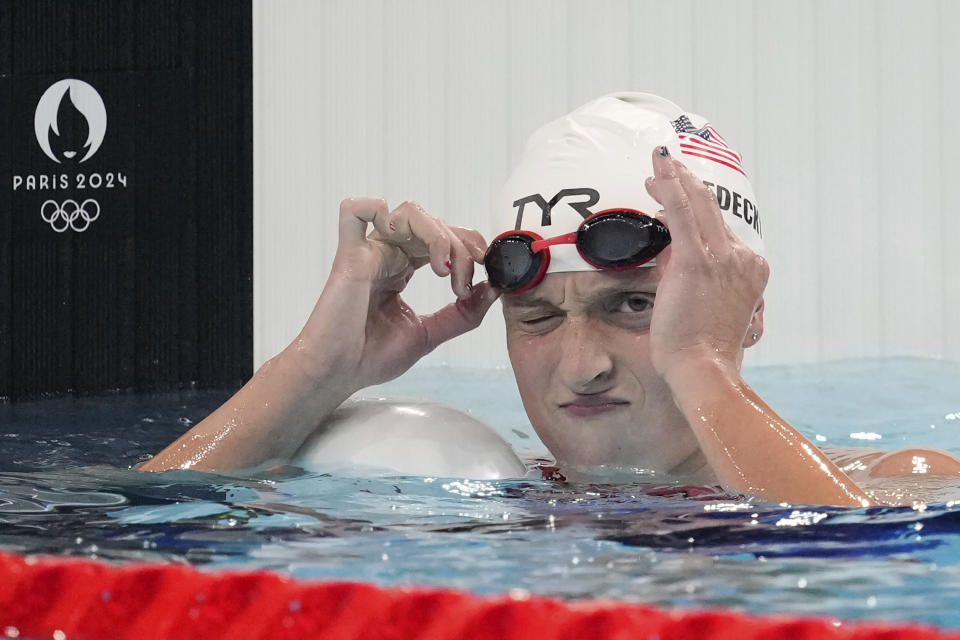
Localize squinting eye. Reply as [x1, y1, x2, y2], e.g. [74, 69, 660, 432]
[519, 314, 562, 332]
[616, 295, 653, 313]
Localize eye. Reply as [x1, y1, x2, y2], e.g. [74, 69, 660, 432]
[518, 314, 563, 333]
[614, 294, 653, 314]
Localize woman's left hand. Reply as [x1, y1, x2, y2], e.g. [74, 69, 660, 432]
[643, 146, 769, 381]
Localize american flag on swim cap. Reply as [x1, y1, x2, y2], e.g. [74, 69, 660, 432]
[671, 115, 746, 177]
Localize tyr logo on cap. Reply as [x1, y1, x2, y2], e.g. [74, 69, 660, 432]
[34, 78, 108, 164]
[512, 187, 600, 228]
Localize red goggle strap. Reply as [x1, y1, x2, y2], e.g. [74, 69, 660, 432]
[530, 232, 577, 254]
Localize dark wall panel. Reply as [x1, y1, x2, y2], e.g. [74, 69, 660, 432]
[0, 1, 252, 399]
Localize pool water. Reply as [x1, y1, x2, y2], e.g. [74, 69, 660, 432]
[2, 358, 960, 626]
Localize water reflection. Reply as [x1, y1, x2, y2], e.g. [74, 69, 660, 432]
[1, 360, 960, 626]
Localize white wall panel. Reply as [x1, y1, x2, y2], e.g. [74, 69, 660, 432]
[754, 0, 818, 363]
[626, 1, 695, 108]
[688, 0, 757, 168]
[505, 1, 569, 170]
[877, 1, 943, 357]
[254, 0, 960, 371]
[254, 0, 388, 363]
[943, 0, 960, 362]
[566, 1, 633, 106]
[814, 0, 882, 361]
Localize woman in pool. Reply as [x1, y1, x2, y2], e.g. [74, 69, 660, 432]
[142, 93, 960, 506]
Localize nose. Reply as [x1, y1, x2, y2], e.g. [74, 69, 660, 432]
[556, 318, 615, 394]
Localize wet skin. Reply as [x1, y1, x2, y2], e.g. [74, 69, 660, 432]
[503, 268, 712, 478]
[143, 147, 960, 506]
[501, 147, 873, 505]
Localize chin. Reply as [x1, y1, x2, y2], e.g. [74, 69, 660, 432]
[548, 436, 639, 469]
[545, 425, 682, 475]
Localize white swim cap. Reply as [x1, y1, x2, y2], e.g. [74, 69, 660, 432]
[492, 92, 764, 275]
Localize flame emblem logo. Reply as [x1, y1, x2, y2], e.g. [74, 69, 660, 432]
[34, 79, 107, 164]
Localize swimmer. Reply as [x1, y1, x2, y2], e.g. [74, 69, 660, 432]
[141, 92, 960, 506]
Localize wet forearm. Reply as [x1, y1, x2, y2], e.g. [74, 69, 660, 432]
[665, 358, 873, 507]
[139, 349, 351, 472]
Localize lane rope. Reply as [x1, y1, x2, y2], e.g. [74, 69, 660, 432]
[0, 551, 956, 640]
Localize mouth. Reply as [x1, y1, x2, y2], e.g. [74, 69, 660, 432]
[558, 395, 630, 418]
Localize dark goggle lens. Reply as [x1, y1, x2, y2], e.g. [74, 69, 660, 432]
[577, 212, 671, 268]
[484, 234, 542, 292]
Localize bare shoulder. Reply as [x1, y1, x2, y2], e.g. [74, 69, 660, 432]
[861, 447, 960, 478]
[821, 446, 887, 476]
[824, 446, 960, 479]
[822, 445, 960, 505]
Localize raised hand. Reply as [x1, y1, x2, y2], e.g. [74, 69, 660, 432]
[643, 147, 768, 381]
[293, 197, 498, 392]
[642, 147, 871, 507]
[141, 197, 497, 471]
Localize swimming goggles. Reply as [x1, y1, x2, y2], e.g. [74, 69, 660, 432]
[484, 208, 671, 294]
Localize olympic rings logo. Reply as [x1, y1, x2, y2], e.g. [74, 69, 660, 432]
[40, 198, 100, 233]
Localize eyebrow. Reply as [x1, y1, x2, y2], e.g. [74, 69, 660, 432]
[504, 297, 561, 310]
[580, 282, 657, 300]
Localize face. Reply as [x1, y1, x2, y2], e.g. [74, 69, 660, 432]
[502, 268, 709, 478]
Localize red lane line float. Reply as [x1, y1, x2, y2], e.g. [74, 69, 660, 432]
[0, 551, 957, 640]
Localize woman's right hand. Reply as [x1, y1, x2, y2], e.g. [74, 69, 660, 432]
[287, 197, 499, 395]
[142, 196, 496, 472]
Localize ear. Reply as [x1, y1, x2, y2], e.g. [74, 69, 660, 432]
[742, 299, 765, 348]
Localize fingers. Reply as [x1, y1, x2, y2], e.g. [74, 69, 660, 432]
[381, 202, 488, 299]
[645, 147, 701, 252]
[380, 203, 470, 294]
[420, 282, 500, 352]
[450, 226, 488, 263]
[651, 243, 673, 283]
[338, 197, 390, 249]
[674, 160, 735, 255]
[646, 147, 739, 262]
[385, 201, 451, 276]
[346, 198, 488, 300]
[448, 226, 488, 299]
